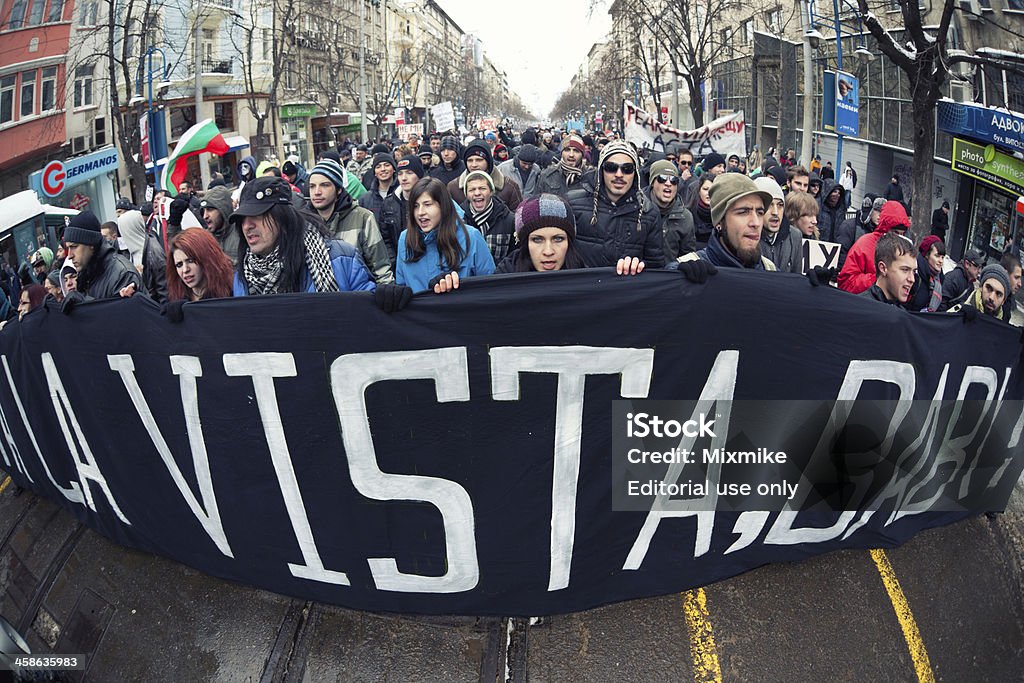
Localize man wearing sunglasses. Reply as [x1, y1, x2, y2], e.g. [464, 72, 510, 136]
[567, 140, 665, 267]
[645, 159, 696, 260]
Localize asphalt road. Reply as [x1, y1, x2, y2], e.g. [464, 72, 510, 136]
[0, 474, 1021, 682]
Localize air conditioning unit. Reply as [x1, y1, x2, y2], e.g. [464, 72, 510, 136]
[950, 81, 973, 103]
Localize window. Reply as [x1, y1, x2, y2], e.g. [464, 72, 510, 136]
[78, 0, 96, 25]
[6, 0, 27, 28]
[73, 64, 93, 107]
[40, 66, 55, 110]
[765, 8, 781, 31]
[261, 28, 271, 60]
[743, 19, 754, 45]
[20, 70, 34, 116]
[46, 0, 64, 22]
[26, 0, 43, 24]
[1, 75, 14, 123]
[93, 116, 105, 146]
[214, 101, 234, 130]
[202, 27, 214, 63]
[283, 60, 294, 89]
[1007, 0, 1024, 10]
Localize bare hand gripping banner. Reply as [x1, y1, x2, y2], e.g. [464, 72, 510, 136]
[0, 269, 1022, 616]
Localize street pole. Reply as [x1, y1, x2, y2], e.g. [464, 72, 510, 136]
[194, 14, 210, 188]
[799, 0, 815, 169]
[832, 0, 844, 171]
[359, 0, 368, 143]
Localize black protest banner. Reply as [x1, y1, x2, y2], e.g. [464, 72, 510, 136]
[0, 269, 1021, 616]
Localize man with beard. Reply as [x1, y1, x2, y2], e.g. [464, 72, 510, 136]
[199, 186, 241, 266]
[949, 263, 1010, 320]
[860, 233, 917, 306]
[645, 159, 695, 260]
[307, 158, 394, 284]
[566, 140, 664, 267]
[460, 170, 516, 264]
[676, 174, 775, 270]
[535, 134, 589, 198]
[756, 177, 802, 273]
[60, 211, 143, 309]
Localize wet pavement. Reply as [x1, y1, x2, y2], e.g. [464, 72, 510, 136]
[0, 474, 1021, 682]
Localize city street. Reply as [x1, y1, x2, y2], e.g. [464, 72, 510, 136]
[1, 473, 1021, 681]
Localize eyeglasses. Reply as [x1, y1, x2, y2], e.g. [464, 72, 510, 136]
[678, 160, 693, 166]
[602, 161, 636, 175]
[654, 174, 680, 186]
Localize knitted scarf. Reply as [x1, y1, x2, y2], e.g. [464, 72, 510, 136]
[243, 225, 340, 295]
[470, 200, 495, 235]
[927, 271, 943, 313]
[559, 159, 583, 186]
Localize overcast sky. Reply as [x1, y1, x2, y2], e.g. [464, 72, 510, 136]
[435, 0, 612, 119]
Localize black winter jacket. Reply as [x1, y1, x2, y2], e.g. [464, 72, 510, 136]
[78, 241, 144, 300]
[378, 191, 406, 267]
[644, 187, 696, 261]
[816, 179, 847, 243]
[462, 197, 517, 264]
[566, 180, 664, 267]
[358, 179, 397, 229]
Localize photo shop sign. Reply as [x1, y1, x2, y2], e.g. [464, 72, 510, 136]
[623, 101, 747, 160]
[0, 270, 1022, 616]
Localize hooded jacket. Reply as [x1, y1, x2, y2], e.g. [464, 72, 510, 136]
[447, 141, 523, 211]
[837, 200, 908, 294]
[498, 155, 541, 198]
[644, 186, 697, 261]
[77, 240, 144, 300]
[198, 186, 241, 267]
[429, 156, 467, 186]
[236, 155, 257, 183]
[835, 194, 878, 269]
[566, 176, 665, 267]
[816, 179, 847, 243]
[116, 210, 148, 269]
[311, 189, 395, 284]
[395, 224, 496, 293]
[759, 221, 803, 274]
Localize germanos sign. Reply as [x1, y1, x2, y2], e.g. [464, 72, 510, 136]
[951, 138, 1024, 196]
[29, 146, 121, 198]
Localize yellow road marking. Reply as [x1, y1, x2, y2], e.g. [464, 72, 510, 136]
[683, 588, 723, 683]
[870, 549, 935, 683]
[0, 475, 10, 495]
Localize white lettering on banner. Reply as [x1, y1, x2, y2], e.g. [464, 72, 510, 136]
[0, 356, 83, 504]
[40, 353, 130, 524]
[960, 367, 1011, 498]
[490, 346, 655, 592]
[331, 348, 479, 593]
[801, 240, 842, 275]
[224, 353, 350, 586]
[764, 360, 916, 546]
[890, 365, 998, 522]
[0, 380, 31, 480]
[623, 101, 746, 158]
[623, 350, 739, 570]
[108, 355, 234, 558]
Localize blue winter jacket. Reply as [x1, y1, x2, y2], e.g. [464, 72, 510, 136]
[396, 224, 496, 293]
[232, 239, 377, 295]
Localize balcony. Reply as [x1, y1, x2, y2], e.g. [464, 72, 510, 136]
[202, 58, 233, 75]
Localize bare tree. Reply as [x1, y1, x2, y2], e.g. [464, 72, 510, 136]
[858, 0, 1024, 231]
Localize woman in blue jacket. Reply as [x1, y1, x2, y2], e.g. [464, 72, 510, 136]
[396, 177, 495, 293]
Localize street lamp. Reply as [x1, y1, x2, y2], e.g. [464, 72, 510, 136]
[133, 46, 170, 185]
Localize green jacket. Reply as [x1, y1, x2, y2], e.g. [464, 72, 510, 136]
[320, 199, 394, 284]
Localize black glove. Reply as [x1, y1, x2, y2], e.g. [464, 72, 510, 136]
[808, 266, 837, 287]
[374, 284, 413, 313]
[168, 197, 189, 225]
[962, 305, 977, 323]
[160, 300, 185, 323]
[677, 259, 718, 284]
[61, 291, 85, 315]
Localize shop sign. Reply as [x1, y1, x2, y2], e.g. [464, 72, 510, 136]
[951, 138, 1024, 196]
[29, 146, 121, 198]
[280, 103, 318, 119]
[938, 101, 1024, 154]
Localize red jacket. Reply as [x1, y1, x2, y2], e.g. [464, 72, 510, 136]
[838, 201, 909, 294]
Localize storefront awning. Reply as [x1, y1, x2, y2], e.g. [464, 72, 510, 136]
[224, 135, 249, 152]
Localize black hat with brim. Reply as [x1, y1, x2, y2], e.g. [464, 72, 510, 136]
[230, 177, 294, 223]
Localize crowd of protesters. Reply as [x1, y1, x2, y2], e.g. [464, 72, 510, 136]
[6, 126, 1021, 329]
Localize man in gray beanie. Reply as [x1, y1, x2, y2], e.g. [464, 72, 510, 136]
[62, 210, 143, 307]
[566, 139, 664, 267]
[948, 263, 1010, 319]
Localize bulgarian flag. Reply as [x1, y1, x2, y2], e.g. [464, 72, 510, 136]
[159, 118, 229, 196]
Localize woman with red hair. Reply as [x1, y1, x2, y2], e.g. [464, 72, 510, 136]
[166, 228, 234, 301]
